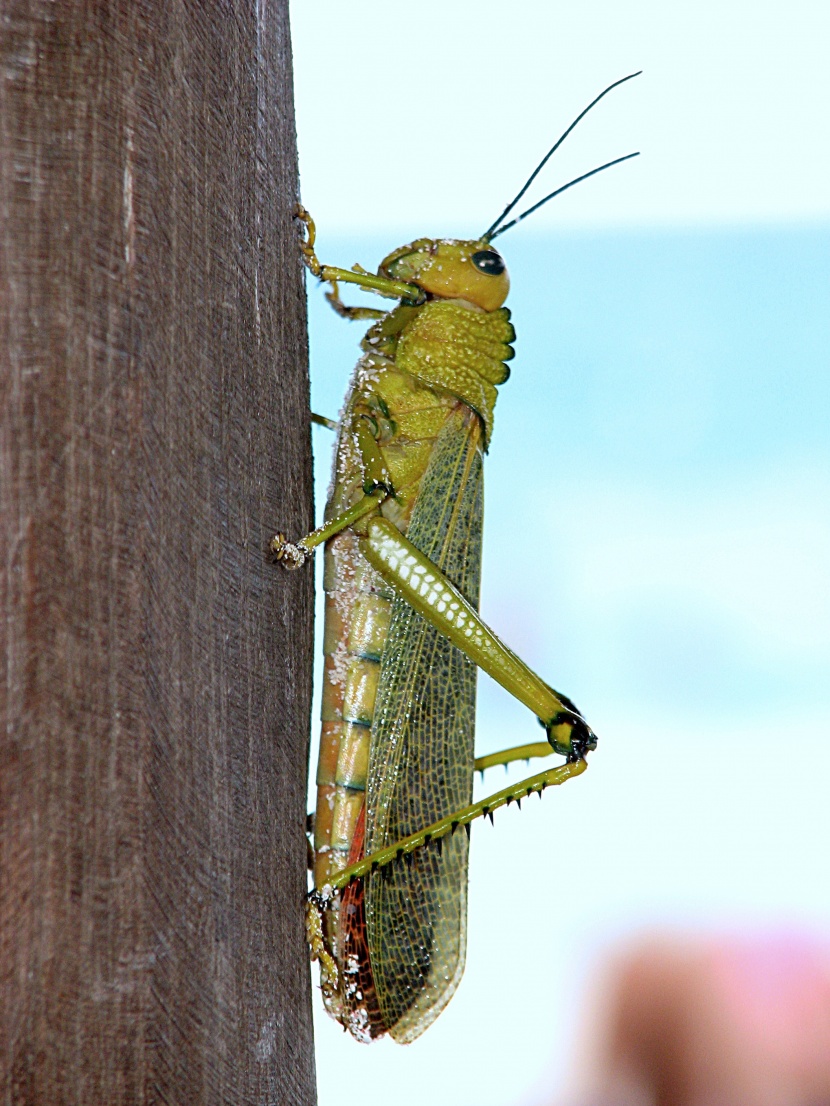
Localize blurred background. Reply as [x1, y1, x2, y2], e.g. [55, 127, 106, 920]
[289, 3, 830, 1103]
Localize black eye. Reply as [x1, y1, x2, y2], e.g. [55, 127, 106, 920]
[471, 249, 505, 276]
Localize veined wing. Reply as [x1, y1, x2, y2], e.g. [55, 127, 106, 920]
[365, 403, 484, 1042]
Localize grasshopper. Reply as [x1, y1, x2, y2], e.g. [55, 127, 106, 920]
[273, 74, 640, 1043]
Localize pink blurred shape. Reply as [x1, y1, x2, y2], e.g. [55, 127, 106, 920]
[569, 931, 830, 1106]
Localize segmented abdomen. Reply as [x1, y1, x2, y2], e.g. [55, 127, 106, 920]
[314, 531, 393, 891]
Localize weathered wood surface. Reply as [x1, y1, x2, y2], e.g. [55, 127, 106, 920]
[0, 2, 316, 1102]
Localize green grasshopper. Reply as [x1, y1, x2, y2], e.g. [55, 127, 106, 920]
[273, 74, 640, 1043]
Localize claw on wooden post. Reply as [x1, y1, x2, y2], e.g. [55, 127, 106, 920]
[270, 532, 309, 570]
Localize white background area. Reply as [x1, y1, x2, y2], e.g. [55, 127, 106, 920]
[289, 4, 830, 1104]
[292, 0, 830, 233]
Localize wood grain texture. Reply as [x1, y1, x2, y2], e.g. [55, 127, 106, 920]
[0, 2, 316, 1102]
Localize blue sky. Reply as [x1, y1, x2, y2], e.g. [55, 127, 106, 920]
[289, 5, 830, 1104]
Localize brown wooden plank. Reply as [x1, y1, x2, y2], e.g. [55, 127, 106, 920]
[0, 2, 316, 1102]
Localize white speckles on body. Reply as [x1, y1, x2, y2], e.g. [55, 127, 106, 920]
[329, 530, 359, 629]
[348, 1007, 373, 1044]
[327, 639, 350, 689]
[352, 351, 389, 393]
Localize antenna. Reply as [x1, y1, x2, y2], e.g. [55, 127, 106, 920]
[482, 71, 641, 241]
[488, 153, 639, 240]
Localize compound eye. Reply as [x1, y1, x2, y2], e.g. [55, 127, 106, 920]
[471, 249, 505, 276]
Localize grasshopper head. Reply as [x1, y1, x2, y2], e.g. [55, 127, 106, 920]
[380, 238, 510, 312]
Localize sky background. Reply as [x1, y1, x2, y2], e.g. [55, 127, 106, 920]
[288, 4, 830, 1104]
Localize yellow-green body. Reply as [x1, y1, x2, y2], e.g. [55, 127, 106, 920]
[315, 288, 515, 1041]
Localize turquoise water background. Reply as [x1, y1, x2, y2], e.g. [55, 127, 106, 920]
[305, 226, 830, 1105]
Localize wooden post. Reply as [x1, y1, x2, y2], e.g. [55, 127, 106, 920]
[0, 3, 316, 1103]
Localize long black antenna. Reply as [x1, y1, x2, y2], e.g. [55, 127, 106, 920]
[489, 152, 640, 240]
[482, 71, 642, 241]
